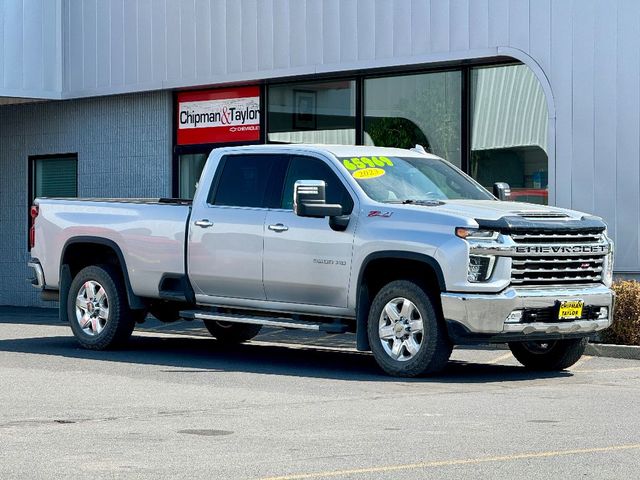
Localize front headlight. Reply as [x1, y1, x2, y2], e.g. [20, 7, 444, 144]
[467, 255, 496, 282]
[455, 227, 500, 241]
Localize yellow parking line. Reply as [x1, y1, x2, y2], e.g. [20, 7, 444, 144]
[259, 444, 640, 480]
[486, 352, 513, 364]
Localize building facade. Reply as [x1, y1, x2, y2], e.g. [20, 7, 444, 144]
[0, 0, 638, 307]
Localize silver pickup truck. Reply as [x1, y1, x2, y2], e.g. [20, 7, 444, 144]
[28, 145, 615, 377]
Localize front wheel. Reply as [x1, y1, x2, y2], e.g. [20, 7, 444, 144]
[67, 265, 136, 350]
[367, 280, 452, 377]
[508, 338, 588, 370]
[203, 321, 262, 343]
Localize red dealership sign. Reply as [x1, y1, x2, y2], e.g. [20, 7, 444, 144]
[177, 86, 260, 145]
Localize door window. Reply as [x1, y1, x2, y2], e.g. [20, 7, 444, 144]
[211, 154, 288, 208]
[281, 156, 353, 214]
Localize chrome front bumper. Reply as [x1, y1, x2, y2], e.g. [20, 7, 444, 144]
[441, 284, 614, 335]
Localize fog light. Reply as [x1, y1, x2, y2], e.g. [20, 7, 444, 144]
[597, 307, 608, 319]
[506, 310, 523, 323]
[468, 255, 495, 282]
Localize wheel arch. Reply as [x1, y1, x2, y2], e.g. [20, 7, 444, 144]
[355, 251, 446, 351]
[61, 236, 145, 313]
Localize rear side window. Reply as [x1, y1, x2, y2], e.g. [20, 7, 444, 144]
[212, 154, 287, 208]
[281, 156, 354, 213]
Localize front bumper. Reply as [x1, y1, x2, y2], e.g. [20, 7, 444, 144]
[441, 284, 614, 340]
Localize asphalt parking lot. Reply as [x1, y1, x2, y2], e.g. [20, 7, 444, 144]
[1, 307, 639, 479]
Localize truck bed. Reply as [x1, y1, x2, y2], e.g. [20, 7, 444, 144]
[32, 197, 191, 298]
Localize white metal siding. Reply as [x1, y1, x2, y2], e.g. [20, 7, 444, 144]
[0, 0, 61, 98]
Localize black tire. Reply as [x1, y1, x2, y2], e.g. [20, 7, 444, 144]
[508, 338, 588, 370]
[203, 320, 262, 343]
[367, 280, 452, 377]
[67, 264, 136, 350]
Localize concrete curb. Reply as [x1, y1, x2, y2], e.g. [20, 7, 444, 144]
[586, 343, 640, 360]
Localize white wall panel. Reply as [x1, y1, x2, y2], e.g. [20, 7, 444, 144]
[321, 0, 339, 64]
[410, 0, 429, 55]
[449, 0, 469, 52]
[392, 0, 411, 57]
[137, 0, 153, 84]
[109, 0, 124, 86]
[615, 0, 640, 270]
[571, 0, 595, 214]
[508, 0, 528, 52]
[374, 0, 393, 59]
[468, 0, 488, 50]
[429, 0, 449, 53]
[339, 0, 357, 62]
[357, 0, 375, 61]
[179, 0, 196, 79]
[592, 0, 617, 240]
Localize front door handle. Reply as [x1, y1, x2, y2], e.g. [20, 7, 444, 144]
[268, 223, 289, 233]
[195, 219, 214, 228]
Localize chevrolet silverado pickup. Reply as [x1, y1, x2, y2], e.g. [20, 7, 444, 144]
[28, 145, 615, 377]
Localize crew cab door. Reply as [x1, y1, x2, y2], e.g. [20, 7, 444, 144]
[188, 153, 287, 301]
[263, 155, 357, 308]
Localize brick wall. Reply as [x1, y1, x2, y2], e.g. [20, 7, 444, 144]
[0, 90, 173, 306]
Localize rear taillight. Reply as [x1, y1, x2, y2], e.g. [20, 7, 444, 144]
[29, 205, 39, 250]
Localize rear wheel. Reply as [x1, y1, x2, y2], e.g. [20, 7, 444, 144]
[367, 280, 452, 377]
[508, 338, 587, 370]
[67, 265, 136, 350]
[203, 321, 262, 343]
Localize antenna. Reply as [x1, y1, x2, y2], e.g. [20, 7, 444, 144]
[410, 144, 427, 154]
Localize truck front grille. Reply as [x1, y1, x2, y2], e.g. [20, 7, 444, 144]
[510, 231, 606, 286]
[511, 232, 602, 244]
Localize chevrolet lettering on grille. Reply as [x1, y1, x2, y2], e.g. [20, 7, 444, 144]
[515, 245, 609, 254]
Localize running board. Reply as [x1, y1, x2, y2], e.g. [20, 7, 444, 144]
[179, 310, 349, 333]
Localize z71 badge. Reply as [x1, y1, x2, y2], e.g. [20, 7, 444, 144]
[368, 210, 393, 218]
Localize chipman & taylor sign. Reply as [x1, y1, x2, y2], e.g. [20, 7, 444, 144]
[177, 86, 260, 145]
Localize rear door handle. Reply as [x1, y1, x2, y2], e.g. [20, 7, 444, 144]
[268, 223, 289, 233]
[195, 219, 214, 228]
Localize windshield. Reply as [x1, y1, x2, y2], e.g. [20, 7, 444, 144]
[338, 155, 494, 203]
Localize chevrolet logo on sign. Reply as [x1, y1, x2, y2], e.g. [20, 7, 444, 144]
[515, 245, 609, 254]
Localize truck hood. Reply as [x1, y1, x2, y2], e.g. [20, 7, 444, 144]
[423, 200, 587, 222]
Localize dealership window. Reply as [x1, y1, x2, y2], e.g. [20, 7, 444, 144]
[267, 80, 356, 144]
[31, 154, 78, 200]
[179, 153, 208, 199]
[364, 71, 462, 168]
[470, 64, 549, 204]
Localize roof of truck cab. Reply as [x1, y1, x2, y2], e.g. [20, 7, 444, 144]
[216, 144, 441, 160]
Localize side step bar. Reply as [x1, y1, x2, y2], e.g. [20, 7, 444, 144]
[180, 310, 349, 333]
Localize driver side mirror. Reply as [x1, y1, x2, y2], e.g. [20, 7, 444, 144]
[493, 182, 511, 201]
[294, 180, 343, 218]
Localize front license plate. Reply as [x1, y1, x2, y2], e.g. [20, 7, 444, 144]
[558, 300, 584, 320]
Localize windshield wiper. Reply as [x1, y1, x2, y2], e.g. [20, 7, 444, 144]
[385, 199, 445, 206]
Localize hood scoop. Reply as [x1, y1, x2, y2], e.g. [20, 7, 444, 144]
[514, 211, 569, 220]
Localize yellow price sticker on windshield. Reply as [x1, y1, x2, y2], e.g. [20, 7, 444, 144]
[353, 168, 385, 179]
[342, 156, 394, 171]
